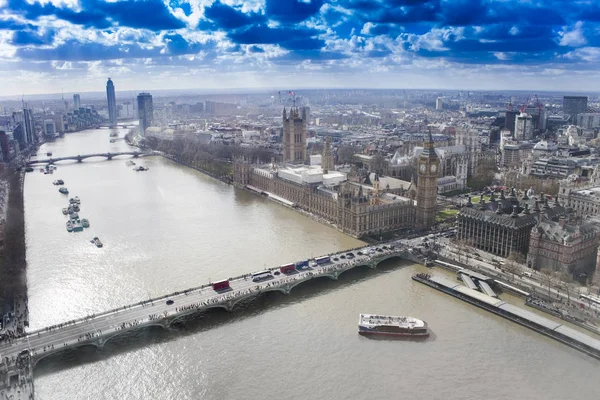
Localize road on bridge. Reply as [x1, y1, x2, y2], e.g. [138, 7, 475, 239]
[0, 244, 410, 368]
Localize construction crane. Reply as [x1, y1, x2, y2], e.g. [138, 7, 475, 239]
[519, 94, 530, 114]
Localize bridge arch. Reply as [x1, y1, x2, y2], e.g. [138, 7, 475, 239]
[335, 262, 374, 279]
[285, 274, 338, 293]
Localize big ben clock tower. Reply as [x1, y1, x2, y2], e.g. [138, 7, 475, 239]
[416, 131, 439, 230]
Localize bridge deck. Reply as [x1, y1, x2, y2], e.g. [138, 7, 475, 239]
[0, 245, 412, 370]
[27, 151, 147, 165]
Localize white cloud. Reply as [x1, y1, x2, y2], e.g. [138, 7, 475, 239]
[558, 21, 587, 47]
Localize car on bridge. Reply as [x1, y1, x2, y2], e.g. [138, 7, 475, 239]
[166, 300, 174, 305]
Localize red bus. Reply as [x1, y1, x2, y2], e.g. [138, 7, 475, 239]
[212, 280, 230, 291]
[280, 263, 295, 274]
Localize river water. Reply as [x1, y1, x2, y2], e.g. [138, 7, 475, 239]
[24, 128, 598, 399]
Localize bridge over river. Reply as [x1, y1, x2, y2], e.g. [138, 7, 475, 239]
[0, 243, 421, 397]
[27, 151, 149, 166]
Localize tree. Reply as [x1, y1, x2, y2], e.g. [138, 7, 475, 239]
[505, 252, 526, 281]
[337, 145, 357, 164]
[371, 154, 387, 176]
[468, 158, 497, 191]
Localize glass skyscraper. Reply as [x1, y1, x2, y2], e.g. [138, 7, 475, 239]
[106, 78, 117, 127]
[137, 92, 153, 136]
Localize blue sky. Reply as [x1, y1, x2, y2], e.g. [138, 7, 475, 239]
[1, 0, 600, 95]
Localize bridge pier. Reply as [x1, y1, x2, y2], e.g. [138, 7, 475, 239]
[107, 154, 113, 160]
[77, 155, 82, 163]
[133, 153, 139, 158]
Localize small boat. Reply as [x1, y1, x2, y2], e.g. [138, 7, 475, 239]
[110, 132, 118, 137]
[74, 196, 80, 203]
[72, 220, 84, 232]
[62, 208, 68, 215]
[91, 237, 103, 248]
[134, 166, 149, 172]
[81, 218, 90, 228]
[126, 160, 136, 166]
[39, 168, 44, 172]
[25, 167, 34, 172]
[72, 204, 80, 212]
[66, 221, 73, 232]
[47, 152, 52, 156]
[358, 314, 429, 337]
[53, 179, 64, 185]
[69, 212, 79, 220]
[59, 187, 69, 195]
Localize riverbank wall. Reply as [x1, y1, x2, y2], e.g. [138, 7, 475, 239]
[413, 274, 600, 361]
[1, 168, 28, 329]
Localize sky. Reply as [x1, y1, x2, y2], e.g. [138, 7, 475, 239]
[1, 0, 600, 96]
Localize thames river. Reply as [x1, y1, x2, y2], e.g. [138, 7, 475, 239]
[24, 128, 597, 399]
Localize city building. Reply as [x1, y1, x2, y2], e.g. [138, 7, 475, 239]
[563, 96, 588, 123]
[106, 78, 117, 127]
[577, 113, 600, 129]
[73, 94, 81, 110]
[436, 97, 443, 110]
[415, 131, 439, 230]
[321, 136, 334, 173]
[515, 112, 533, 140]
[455, 126, 483, 176]
[457, 190, 568, 257]
[232, 131, 442, 238]
[0, 131, 9, 161]
[43, 119, 56, 138]
[527, 216, 598, 278]
[137, 92, 153, 136]
[282, 107, 307, 163]
[11, 109, 35, 148]
[558, 167, 600, 217]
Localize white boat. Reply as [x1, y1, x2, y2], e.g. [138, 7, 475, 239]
[358, 314, 429, 337]
[66, 221, 73, 232]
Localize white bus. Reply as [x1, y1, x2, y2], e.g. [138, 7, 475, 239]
[252, 270, 273, 282]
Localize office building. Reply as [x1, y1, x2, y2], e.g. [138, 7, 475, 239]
[563, 96, 588, 122]
[137, 92, 153, 136]
[106, 78, 117, 127]
[436, 97, 443, 110]
[515, 112, 533, 140]
[528, 217, 598, 277]
[457, 191, 568, 257]
[73, 94, 81, 110]
[577, 113, 600, 129]
[43, 119, 56, 138]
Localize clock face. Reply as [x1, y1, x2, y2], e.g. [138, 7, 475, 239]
[420, 163, 426, 173]
[431, 164, 437, 173]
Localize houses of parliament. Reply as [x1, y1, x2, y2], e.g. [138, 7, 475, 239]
[233, 107, 439, 238]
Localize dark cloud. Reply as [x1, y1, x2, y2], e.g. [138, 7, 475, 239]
[163, 34, 203, 55]
[265, 0, 325, 23]
[228, 25, 325, 51]
[11, 29, 56, 46]
[6, 0, 185, 31]
[16, 40, 159, 61]
[204, 1, 264, 29]
[248, 45, 265, 53]
[15, 35, 205, 61]
[0, 19, 35, 31]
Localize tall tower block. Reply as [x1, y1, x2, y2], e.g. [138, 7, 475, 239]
[282, 107, 307, 163]
[415, 131, 439, 230]
[106, 78, 117, 127]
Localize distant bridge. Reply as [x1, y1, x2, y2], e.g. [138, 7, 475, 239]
[27, 151, 148, 165]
